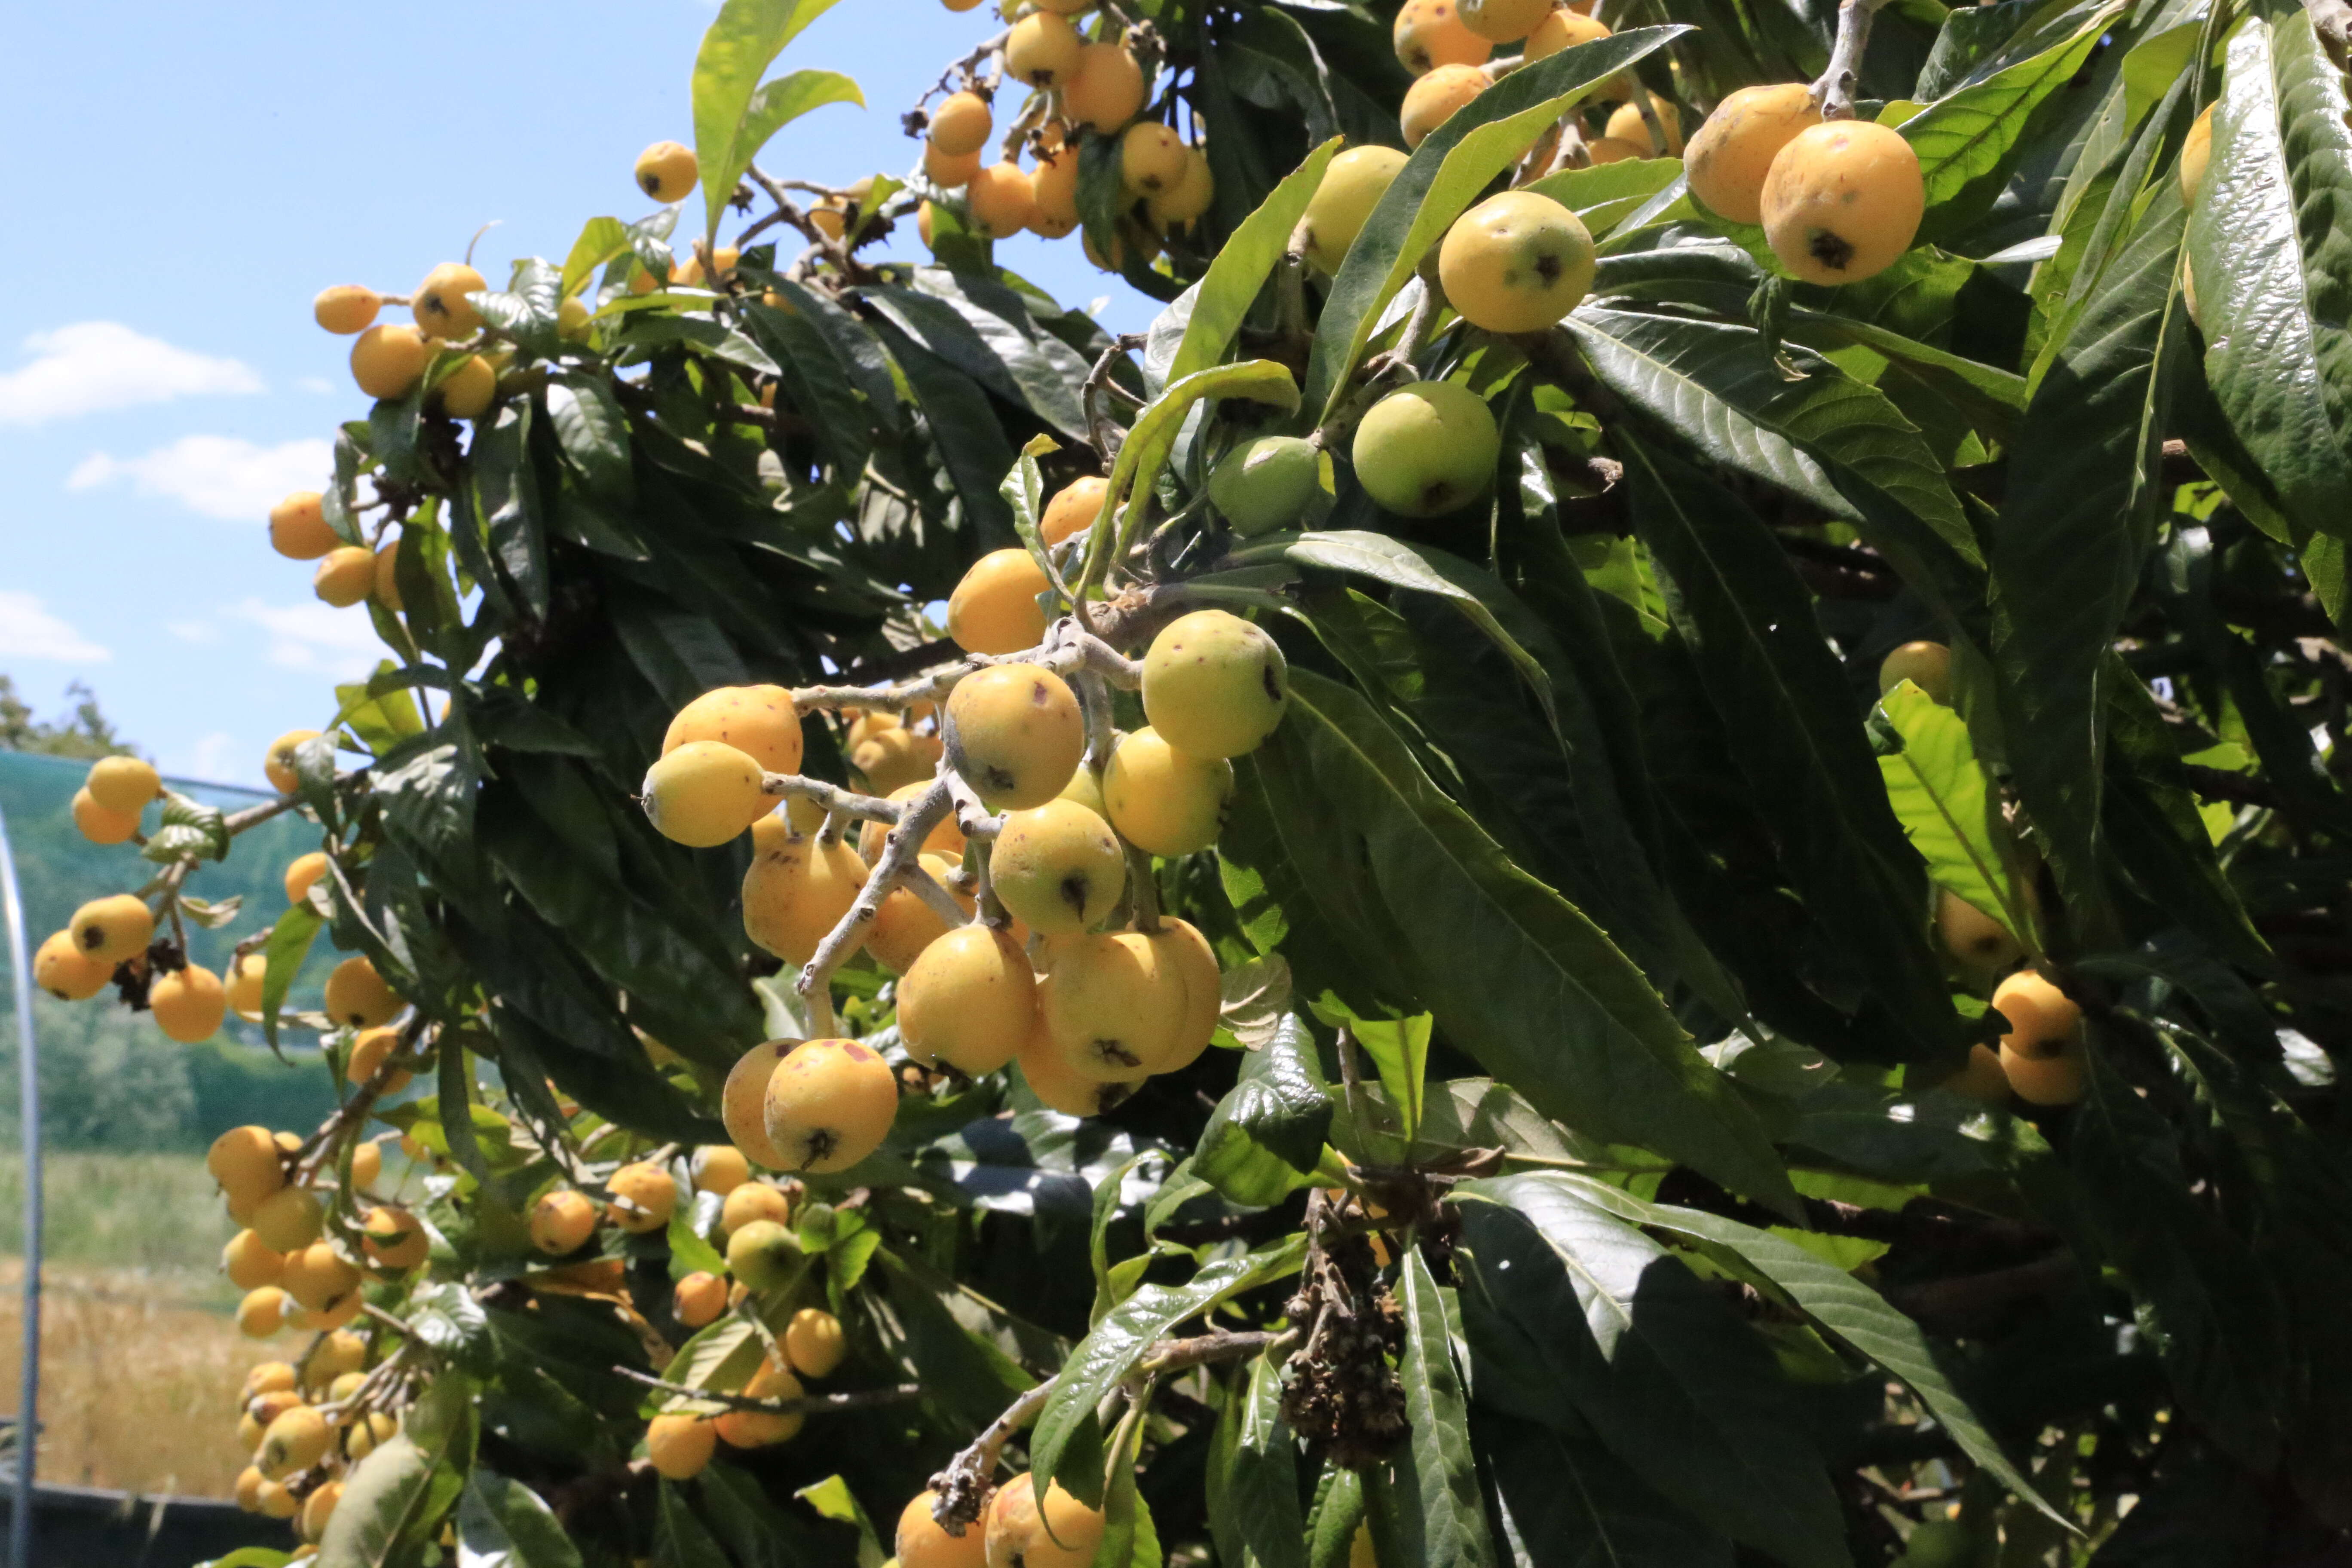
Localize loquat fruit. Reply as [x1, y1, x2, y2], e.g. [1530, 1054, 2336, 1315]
[985, 1473, 1104, 1568]
[1993, 971, 2087, 1106]
[313, 285, 380, 335]
[224, 1229, 286, 1291]
[742, 829, 870, 964]
[69, 893, 153, 965]
[324, 955, 399, 1029]
[2180, 104, 2214, 202]
[1402, 64, 1489, 148]
[1438, 189, 1596, 334]
[237, 1286, 291, 1338]
[1760, 119, 1923, 286]
[648, 1413, 719, 1479]
[1040, 475, 1108, 546]
[1879, 640, 1951, 704]
[607, 1161, 678, 1234]
[152, 963, 227, 1042]
[1120, 122, 1189, 195]
[1005, 13, 1083, 87]
[280, 1241, 361, 1314]
[1393, 0, 1491, 74]
[860, 784, 968, 864]
[943, 663, 1085, 810]
[761, 1037, 899, 1173]
[269, 491, 339, 561]
[71, 787, 139, 845]
[665, 684, 806, 776]
[899, 1489, 989, 1568]
[726, 1217, 803, 1292]
[265, 729, 323, 795]
[690, 1143, 751, 1195]
[350, 324, 428, 400]
[948, 548, 1053, 655]
[87, 754, 160, 813]
[715, 1359, 805, 1447]
[1031, 144, 1082, 234]
[783, 1306, 846, 1378]
[436, 353, 497, 420]
[900, 924, 1038, 1075]
[1299, 146, 1409, 275]
[1141, 609, 1290, 758]
[642, 740, 772, 847]
[1039, 931, 1188, 1079]
[990, 798, 1126, 935]
[1937, 1043, 2011, 1105]
[1460, 0, 1552, 42]
[1351, 379, 1500, 518]
[931, 92, 995, 158]
[33, 929, 111, 1000]
[1148, 147, 1215, 230]
[1606, 95, 1684, 156]
[927, 141, 984, 189]
[252, 1185, 326, 1254]
[313, 546, 376, 608]
[674, 1271, 729, 1329]
[720, 1179, 794, 1237]
[969, 162, 1038, 239]
[530, 1189, 600, 1255]
[1685, 83, 1820, 225]
[209, 1125, 287, 1206]
[637, 140, 699, 202]
[1064, 43, 1146, 133]
[259, 1404, 331, 1480]
[361, 1205, 430, 1271]
[1103, 727, 1233, 855]
[723, 1041, 800, 1167]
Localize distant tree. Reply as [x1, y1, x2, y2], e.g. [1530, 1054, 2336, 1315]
[0, 675, 139, 761]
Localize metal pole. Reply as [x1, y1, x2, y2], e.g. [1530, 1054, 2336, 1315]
[0, 801, 40, 1568]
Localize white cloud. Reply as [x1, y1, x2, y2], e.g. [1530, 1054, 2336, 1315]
[0, 322, 263, 425]
[0, 591, 110, 663]
[68, 435, 334, 521]
[227, 597, 384, 679]
[167, 619, 220, 644]
[168, 732, 241, 784]
[297, 377, 334, 395]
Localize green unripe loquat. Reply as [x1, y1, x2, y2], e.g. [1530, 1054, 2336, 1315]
[1879, 640, 1951, 704]
[1209, 436, 1319, 536]
[990, 799, 1126, 935]
[1103, 727, 1232, 855]
[761, 1038, 899, 1173]
[1760, 119, 1923, 286]
[1351, 379, 1499, 517]
[899, 924, 1038, 1075]
[944, 662, 1085, 810]
[1141, 609, 1289, 758]
[643, 740, 771, 847]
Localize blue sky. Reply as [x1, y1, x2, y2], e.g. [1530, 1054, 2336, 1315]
[0, 2, 1155, 789]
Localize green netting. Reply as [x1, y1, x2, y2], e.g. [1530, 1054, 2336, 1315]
[0, 749, 339, 1152]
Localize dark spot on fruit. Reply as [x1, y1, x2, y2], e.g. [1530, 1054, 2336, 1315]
[1090, 1038, 1142, 1068]
[1029, 679, 1050, 707]
[983, 764, 1019, 793]
[1534, 253, 1561, 283]
[1972, 936, 2001, 955]
[801, 1128, 839, 1165]
[1260, 660, 1283, 705]
[75, 924, 101, 951]
[1421, 481, 1458, 512]
[843, 1041, 876, 1061]
[1808, 229, 1855, 270]
[1059, 873, 1092, 914]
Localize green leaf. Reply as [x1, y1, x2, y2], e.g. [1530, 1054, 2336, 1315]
[1899, 4, 2117, 241]
[560, 217, 631, 301]
[1343, 1011, 1430, 1146]
[1548, 1171, 2064, 1526]
[1246, 671, 1798, 1213]
[657, 1479, 738, 1568]
[315, 1433, 441, 1568]
[865, 282, 1088, 440]
[793, 1475, 888, 1568]
[667, 1207, 729, 1283]
[1453, 1175, 1849, 1568]
[1987, 186, 2190, 908]
[735, 69, 863, 178]
[1479, 1410, 1732, 1566]
[2187, 12, 2352, 546]
[1875, 680, 2021, 935]
[1305, 1466, 1367, 1568]
[456, 1470, 584, 1568]
[145, 789, 229, 864]
[1206, 1354, 1307, 1568]
[865, 316, 1017, 541]
[691, 0, 848, 240]
[1194, 1014, 1333, 1206]
[260, 904, 322, 1050]
[545, 371, 634, 499]
[1089, 1151, 1154, 1325]
[1076, 360, 1300, 585]
[1620, 437, 1960, 1066]
[1028, 1239, 1308, 1504]
[1381, 1251, 1498, 1568]
[1525, 157, 1687, 239]
[1302, 26, 1687, 419]
[1565, 307, 1980, 573]
[1165, 138, 1341, 387]
[1096, 1400, 1167, 1568]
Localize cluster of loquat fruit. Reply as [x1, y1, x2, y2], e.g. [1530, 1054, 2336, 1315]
[208, 1122, 417, 1538]
[902, 0, 1209, 273]
[518, 1142, 859, 1482]
[1875, 640, 2089, 1110]
[640, 592, 1288, 1173]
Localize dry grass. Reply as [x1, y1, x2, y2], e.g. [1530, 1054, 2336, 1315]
[0, 1259, 252, 1498]
[0, 1153, 257, 1498]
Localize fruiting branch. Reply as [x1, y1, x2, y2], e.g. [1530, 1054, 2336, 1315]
[1083, 334, 1148, 467]
[796, 777, 956, 1018]
[1809, 0, 1887, 121]
[927, 1328, 1288, 1532]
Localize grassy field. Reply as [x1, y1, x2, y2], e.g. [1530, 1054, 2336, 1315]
[0, 1153, 251, 1498]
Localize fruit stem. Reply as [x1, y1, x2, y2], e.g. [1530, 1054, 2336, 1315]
[797, 778, 956, 1018]
[1809, 0, 1888, 122]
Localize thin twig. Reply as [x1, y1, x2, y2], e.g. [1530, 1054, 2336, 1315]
[1808, 0, 1887, 120]
[613, 1366, 924, 1416]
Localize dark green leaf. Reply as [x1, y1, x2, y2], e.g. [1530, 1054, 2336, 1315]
[545, 372, 634, 499]
[1165, 138, 1342, 386]
[1901, 7, 2114, 240]
[1480, 1410, 1732, 1568]
[1383, 1250, 1498, 1568]
[1195, 1014, 1333, 1206]
[1207, 1354, 1307, 1568]
[455, 1470, 583, 1568]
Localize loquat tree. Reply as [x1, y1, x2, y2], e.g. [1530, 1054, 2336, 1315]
[32, 0, 2352, 1561]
